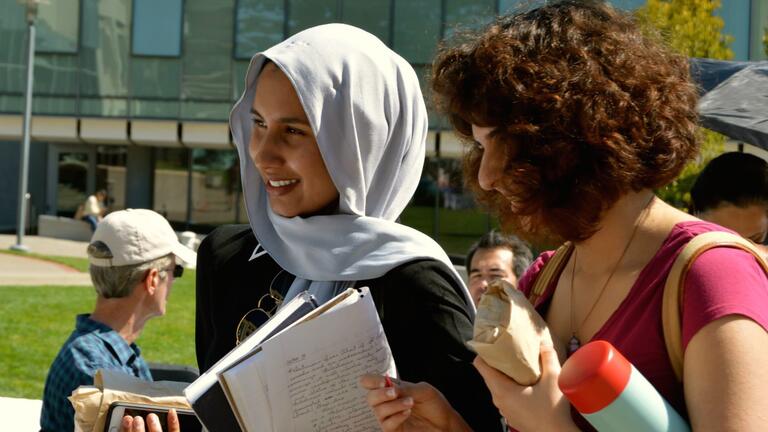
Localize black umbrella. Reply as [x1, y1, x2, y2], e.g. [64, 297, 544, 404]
[689, 58, 768, 151]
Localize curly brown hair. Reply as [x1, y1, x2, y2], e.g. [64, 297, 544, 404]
[432, 0, 699, 243]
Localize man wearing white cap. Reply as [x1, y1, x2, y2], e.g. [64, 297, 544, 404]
[40, 209, 197, 432]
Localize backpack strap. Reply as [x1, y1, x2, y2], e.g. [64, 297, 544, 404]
[528, 242, 574, 306]
[662, 231, 768, 382]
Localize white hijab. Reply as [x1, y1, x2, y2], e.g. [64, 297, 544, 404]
[230, 23, 474, 314]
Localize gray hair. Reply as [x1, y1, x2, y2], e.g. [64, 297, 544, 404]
[87, 241, 173, 299]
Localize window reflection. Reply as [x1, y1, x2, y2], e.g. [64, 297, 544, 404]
[342, 0, 390, 44]
[153, 148, 190, 223]
[288, 0, 338, 36]
[37, 0, 80, 53]
[96, 146, 127, 212]
[56, 152, 88, 217]
[444, 0, 496, 38]
[393, 0, 441, 64]
[235, 0, 285, 59]
[190, 149, 244, 224]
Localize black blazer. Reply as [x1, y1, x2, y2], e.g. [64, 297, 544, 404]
[195, 224, 501, 431]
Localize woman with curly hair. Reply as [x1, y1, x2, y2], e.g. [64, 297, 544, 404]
[362, 1, 768, 431]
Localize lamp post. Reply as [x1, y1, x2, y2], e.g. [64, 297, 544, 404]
[10, 0, 44, 252]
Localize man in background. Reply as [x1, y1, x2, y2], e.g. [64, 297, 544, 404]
[465, 230, 533, 305]
[39, 209, 196, 432]
[691, 152, 768, 244]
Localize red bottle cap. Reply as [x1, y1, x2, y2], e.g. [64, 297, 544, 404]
[558, 340, 632, 414]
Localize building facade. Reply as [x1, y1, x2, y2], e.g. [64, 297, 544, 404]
[0, 0, 765, 253]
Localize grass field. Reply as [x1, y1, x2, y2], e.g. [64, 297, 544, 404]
[0, 257, 197, 400]
[400, 205, 499, 254]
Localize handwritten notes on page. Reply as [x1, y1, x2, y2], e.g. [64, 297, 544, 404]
[222, 288, 396, 432]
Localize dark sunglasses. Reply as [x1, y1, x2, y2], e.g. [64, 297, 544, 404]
[235, 270, 286, 345]
[172, 264, 184, 278]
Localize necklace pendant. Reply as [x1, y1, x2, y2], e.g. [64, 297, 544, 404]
[568, 334, 581, 357]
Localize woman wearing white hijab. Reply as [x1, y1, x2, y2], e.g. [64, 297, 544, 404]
[195, 24, 501, 431]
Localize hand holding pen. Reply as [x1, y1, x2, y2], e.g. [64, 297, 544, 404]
[359, 374, 473, 432]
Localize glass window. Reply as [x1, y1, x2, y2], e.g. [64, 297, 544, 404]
[34, 54, 79, 96]
[0, 95, 23, 113]
[154, 148, 190, 223]
[78, 97, 128, 117]
[56, 151, 89, 217]
[32, 96, 78, 115]
[80, 0, 131, 97]
[130, 56, 181, 118]
[130, 100, 180, 119]
[393, 0, 441, 64]
[750, 0, 768, 60]
[444, 0, 496, 39]
[182, 1, 233, 101]
[190, 149, 244, 224]
[131, 58, 181, 99]
[716, 0, 750, 61]
[180, 101, 231, 121]
[0, 1, 29, 94]
[96, 146, 128, 211]
[609, 0, 647, 11]
[288, 0, 338, 36]
[342, 0, 390, 44]
[232, 60, 250, 100]
[235, 0, 285, 60]
[499, 0, 521, 14]
[36, 0, 80, 53]
[132, 0, 183, 57]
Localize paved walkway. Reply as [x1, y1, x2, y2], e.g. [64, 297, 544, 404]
[0, 234, 88, 258]
[0, 235, 92, 286]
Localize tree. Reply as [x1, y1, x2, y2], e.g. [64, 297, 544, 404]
[764, 25, 767, 57]
[635, 0, 732, 210]
[635, 0, 734, 60]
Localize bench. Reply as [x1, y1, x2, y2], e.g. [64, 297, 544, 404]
[37, 214, 93, 242]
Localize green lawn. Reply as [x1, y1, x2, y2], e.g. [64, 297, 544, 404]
[0, 268, 197, 399]
[400, 206, 499, 255]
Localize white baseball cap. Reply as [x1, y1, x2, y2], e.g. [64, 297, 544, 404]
[89, 209, 197, 267]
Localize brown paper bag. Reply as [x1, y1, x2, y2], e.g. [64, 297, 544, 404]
[468, 279, 554, 385]
[69, 369, 191, 432]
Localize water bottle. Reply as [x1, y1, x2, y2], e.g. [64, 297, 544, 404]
[558, 340, 689, 432]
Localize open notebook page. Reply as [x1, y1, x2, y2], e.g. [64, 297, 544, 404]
[224, 288, 396, 432]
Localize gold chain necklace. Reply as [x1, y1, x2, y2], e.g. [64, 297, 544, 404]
[567, 195, 654, 356]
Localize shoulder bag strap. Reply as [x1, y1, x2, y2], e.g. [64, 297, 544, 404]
[663, 231, 768, 382]
[528, 242, 574, 306]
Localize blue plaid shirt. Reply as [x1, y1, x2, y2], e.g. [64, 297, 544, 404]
[40, 314, 152, 432]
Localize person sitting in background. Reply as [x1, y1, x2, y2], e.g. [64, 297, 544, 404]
[80, 189, 108, 232]
[39, 209, 196, 432]
[691, 152, 768, 244]
[466, 230, 533, 304]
